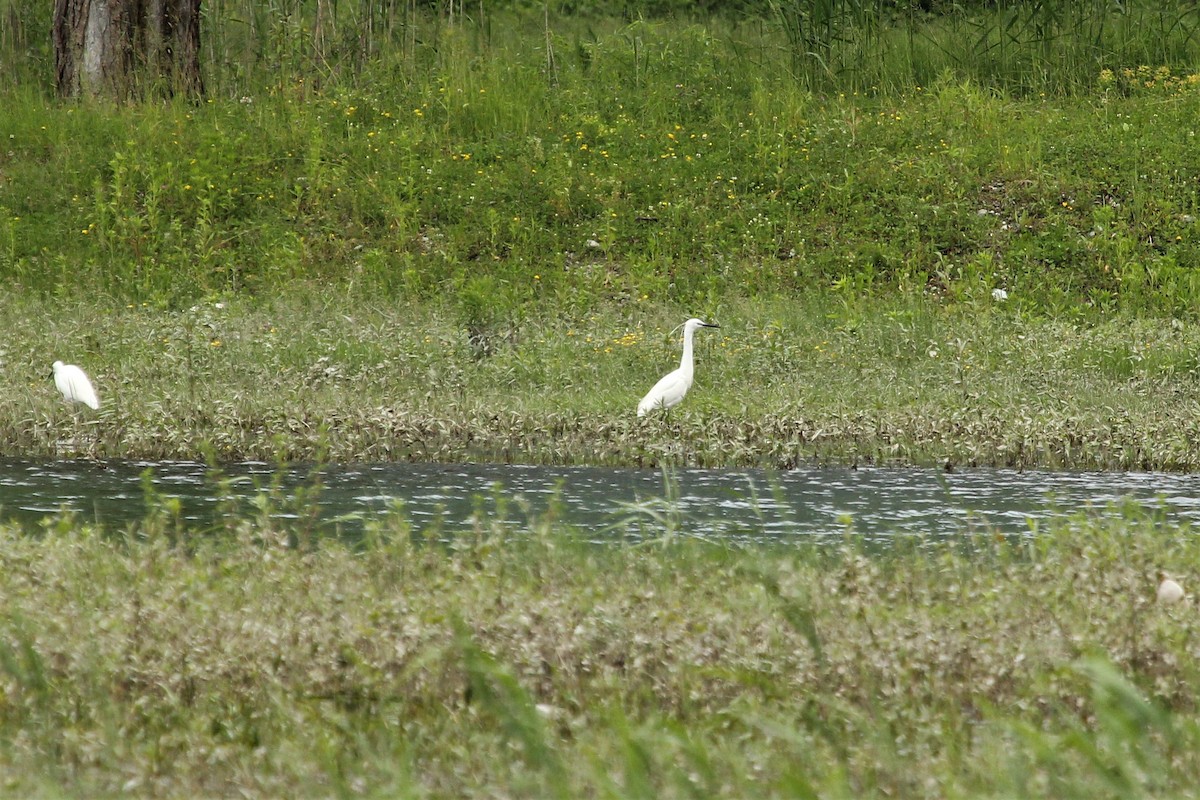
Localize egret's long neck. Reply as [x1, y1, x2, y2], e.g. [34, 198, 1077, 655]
[679, 327, 696, 374]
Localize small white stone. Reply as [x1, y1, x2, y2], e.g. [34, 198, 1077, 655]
[1158, 577, 1184, 605]
[991, 288, 1008, 302]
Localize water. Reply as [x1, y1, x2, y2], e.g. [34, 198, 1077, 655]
[1, 459, 1198, 543]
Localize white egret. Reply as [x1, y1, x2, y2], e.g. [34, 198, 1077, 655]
[637, 318, 720, 417]
[1157, 573, 1184, 605]
[52, 361, 100, 410]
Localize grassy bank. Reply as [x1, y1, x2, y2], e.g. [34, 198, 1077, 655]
[0, 503, 1196, 798]
[4, 18, 1200, 468]
[5, 18, 1200, 315]
[3, 14, 1200, 467]
[5, 293, 1200, 469]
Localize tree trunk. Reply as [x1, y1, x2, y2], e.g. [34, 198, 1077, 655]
[53, 0, 203, 99]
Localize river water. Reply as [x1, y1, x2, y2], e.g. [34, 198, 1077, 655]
[1, 459, 1198, 543]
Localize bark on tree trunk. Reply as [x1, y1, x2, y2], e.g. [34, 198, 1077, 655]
[53, 0, 203, 99]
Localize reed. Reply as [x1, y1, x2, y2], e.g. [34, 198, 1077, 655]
[7, 1, 1200, 95]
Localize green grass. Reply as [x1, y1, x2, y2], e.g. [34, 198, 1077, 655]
[5, 16, 1200, 469]
[0, 500, 1199, 798]
[8, 1, 1200, 96]
[6, 8, 1200, 796]
[3, 291, 1200, 469]
[5, 12, 1200, 314]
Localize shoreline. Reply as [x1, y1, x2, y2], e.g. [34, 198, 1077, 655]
[11, 404, 1200, 472]
[3, 295, 1199, 471]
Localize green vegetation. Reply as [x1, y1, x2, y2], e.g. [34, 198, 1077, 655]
[3, 7, 1200, 466]
[6, 4, 1200, 795]
[0, 500, 1197, 798]
[9, 0, 1200, 96]
[3, 4, 1200, 313]
[6, 292, 1200, 469]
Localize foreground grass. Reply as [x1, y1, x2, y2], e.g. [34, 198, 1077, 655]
[4, 292, 1200, 469]
[0, 502, 1198, 798]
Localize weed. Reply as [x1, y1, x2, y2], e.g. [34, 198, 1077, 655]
[0, 500, 1197, 796]
[6, 294, 1200, 469]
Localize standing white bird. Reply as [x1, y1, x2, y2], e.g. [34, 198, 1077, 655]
[637, 318, 720, 417]
[52, 361, 100, 410]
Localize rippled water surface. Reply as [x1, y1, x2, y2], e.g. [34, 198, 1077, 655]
[3, 459, 1200, 542]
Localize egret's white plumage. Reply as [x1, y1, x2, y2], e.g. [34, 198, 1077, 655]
[637, 318, 719, 417]
[52, 361, 100, 410]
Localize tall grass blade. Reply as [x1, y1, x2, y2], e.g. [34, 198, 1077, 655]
[453, 617, 570, 798]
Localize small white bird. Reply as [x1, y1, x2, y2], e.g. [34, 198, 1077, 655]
[52, 361, 100, 410]
[637, 318, 720, 417]
[1157, 573, 1184, 605]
